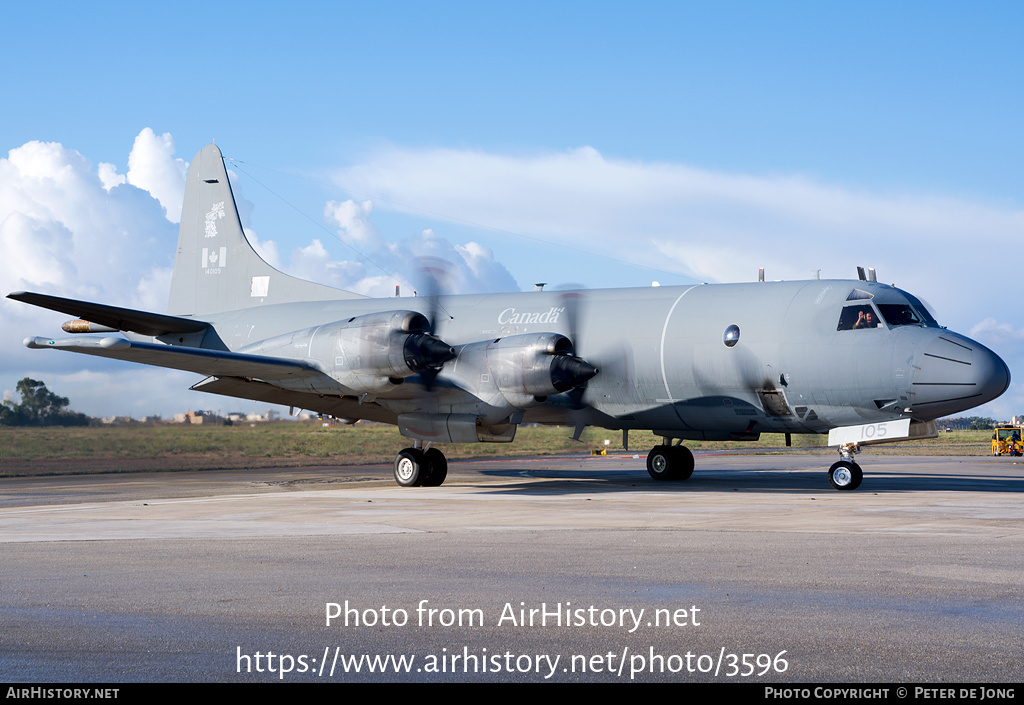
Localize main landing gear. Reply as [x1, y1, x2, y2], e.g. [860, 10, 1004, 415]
[828, 443, 863, 491]
[394, 445, 448, 487]
[646, 442, 694, 481]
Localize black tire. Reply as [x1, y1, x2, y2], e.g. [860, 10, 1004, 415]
[828, 460, 863, 491]
[648, 444, 695, 481]
[421, 448, 448, 487]
[670, 445, 695, 481]
[394, 448, 426, 487]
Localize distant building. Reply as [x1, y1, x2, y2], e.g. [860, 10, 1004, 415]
[172, 410, 221, 425]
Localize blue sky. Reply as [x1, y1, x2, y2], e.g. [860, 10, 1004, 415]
[1, 1, 1021, 420]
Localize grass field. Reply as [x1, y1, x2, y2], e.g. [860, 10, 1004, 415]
[0, 422, 998, 478]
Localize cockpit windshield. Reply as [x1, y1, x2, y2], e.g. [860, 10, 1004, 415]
[877, 292, 940, 328]
[877, 304, 923, 326]
[837, 288, 940, 331]
[900, 292, 940, 327]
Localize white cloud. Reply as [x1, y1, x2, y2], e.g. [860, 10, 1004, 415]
[334, 144, 1023, 320]
[96, 162, 125, 191]
[324, 198, 377, 246]
[243, 229, 282, 269]
[125, 128, 188, 222]
[970, 318, 1024, 342]
[0, 133, 183, 416]
[0, 137, 177, 302]
[274, 225, 519, 299]
[287, 196, 521, 297]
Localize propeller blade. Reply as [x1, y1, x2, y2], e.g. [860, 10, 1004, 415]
[557, 286, 585, 355]
[555, 287, 597, 409]
[418, 256, 453, 337]
[414, 257, 457, 390]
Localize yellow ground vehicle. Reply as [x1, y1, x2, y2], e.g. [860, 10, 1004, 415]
[991, 427, 1023, 456]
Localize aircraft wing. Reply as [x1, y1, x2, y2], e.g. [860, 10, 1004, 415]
[23, 335, 338, 388]
[8, 292, 208, 336]
[190, 376, 398, 424]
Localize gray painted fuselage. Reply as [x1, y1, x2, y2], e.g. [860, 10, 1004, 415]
[188, 278, 1008, 442]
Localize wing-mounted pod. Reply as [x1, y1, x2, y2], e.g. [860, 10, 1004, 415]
[446, 332, 598, 412]
[239, 310, 455, 394]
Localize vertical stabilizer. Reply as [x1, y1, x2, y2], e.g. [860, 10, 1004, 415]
[168, 143, 364, 316]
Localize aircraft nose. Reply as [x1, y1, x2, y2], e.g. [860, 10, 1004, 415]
[910, 333, 1010, 418]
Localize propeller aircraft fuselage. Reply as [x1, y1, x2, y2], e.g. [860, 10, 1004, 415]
[9, 144, 1011, 491]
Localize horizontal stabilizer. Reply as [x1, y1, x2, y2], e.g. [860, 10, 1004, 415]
[23, 335, 339, 389]
[8, 292, 208, 337]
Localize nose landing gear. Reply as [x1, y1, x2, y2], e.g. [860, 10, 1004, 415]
[828, 443, 863, 491]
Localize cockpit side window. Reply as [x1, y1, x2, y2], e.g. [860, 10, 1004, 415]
[837, 304, 880, 331]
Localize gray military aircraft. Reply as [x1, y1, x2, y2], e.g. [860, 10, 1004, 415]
[8, 143, 1011, 491]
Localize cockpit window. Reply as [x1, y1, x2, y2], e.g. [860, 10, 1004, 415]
[837, 304, 880, 331]
[846, 289, 874, 301]
[901, 292, 940, 327]
[876, 304, 922, 326]
[876, 295, 939, 328]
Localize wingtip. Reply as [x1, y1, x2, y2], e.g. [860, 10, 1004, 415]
[24, 336, 51, 349]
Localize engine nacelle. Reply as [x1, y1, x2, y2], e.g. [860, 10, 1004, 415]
[238, 311, 454, 394]
[445, 332, 598, 412]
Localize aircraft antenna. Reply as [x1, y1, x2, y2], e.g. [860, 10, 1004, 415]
[226, 159, 417, 292]
[227, 158, 696, 287]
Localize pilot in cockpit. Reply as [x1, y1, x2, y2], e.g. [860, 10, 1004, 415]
[853, 309, 878, 329]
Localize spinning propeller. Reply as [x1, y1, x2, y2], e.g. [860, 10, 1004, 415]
[408, 258, 457, 390]
[555, 287, 599, 407]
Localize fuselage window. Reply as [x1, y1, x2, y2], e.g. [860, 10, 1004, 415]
[837, 304, 880, 331]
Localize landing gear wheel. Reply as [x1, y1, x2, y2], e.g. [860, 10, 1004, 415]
[647, 445, 694, 481]
[394, 448, 426, 487]
[671, 445, 695, 481]
[828, 460, 863, 491]
[421, 448, 448, 487]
